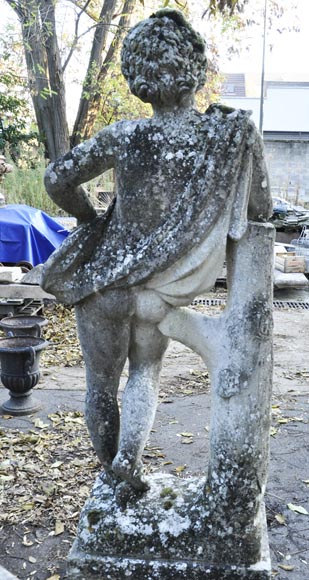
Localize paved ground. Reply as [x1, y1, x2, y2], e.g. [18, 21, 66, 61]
[0, 291, 308, 580]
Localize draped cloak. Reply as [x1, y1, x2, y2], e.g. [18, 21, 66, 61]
[41, 106, 269, 306]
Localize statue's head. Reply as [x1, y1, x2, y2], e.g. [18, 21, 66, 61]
[121, 10, 207, 109]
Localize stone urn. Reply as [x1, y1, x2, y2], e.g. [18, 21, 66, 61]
[0, 314, 47, 338]
[0, 336, 48, 415]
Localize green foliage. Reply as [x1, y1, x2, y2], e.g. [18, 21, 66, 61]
[204, 0, 248, 17]
[39, 87, 58, 100]
[1, 157, 60, 215]
[0, 36, 38, 160]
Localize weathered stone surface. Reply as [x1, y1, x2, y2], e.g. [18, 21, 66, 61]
[68, 473, 270, 580]
[40, 9, 274, 579]
[68, 222, 273, 579]
[41, 9, 271, 494]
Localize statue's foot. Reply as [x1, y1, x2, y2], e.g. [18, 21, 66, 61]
[114, 481, 145, 507]
[99, 468, 122, 490]
[112, 453, 149, 492]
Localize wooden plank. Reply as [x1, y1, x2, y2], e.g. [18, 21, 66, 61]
[0, 284, 55, 300]
[0, 267, 23, 283]
[273, 269, 309, 288]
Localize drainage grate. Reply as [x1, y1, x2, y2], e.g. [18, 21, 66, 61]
[192, 299, 226, 307]
[192, 298, 226, 306]
[273, 300, 309, 310]
[192, 299, 309, 310]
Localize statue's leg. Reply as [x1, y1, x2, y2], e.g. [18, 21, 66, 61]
[74, 290, 132, 483]
[112, 291, 170, 491]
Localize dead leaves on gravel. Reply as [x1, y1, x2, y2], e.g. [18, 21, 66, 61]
[40, 304, 83, 368]
[0, 411, 100, 533]
[271, 401, 305, 437]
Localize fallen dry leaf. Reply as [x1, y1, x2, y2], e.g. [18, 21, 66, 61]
[0, 411, 100, 532]
[54, 520, 65, 536]
[22, 536, 34, 547]
[275, 514, 286, 526]
[287, 503, 309, 515]
[175, 465, 187, 473]
[33, 418, 49, 429]
[42, 304, 83, 367]
[278, 564, 295, 571]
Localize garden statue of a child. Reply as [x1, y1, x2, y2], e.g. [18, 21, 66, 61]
[42, 9, 271, 493]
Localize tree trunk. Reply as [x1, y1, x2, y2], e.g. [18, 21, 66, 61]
[6, 0, 136, 158]
[71, 0, 118, 146]
[6, 0, 70, 161]
[71, 0, 136, 145]
[38, 0, 70, 160]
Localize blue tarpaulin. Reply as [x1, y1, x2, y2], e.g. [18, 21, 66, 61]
[0, 204, 69, 266]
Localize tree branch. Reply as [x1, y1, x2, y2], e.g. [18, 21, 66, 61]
[4, 0, 25, 20]
[62, 0, 93, 72]
[99, 0, 135, 80]
[66, 0, 103, 23]
[71, 0, 119, 144]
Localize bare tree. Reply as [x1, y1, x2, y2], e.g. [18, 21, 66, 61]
[4, 0, 137, 160]
[5, 0, 70, 160]
[4, 0, 248, 160]
[72, 0, 136, 145]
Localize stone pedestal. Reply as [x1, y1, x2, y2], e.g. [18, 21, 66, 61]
[68, 222, 274, 580]
[68, 473, 270, 580]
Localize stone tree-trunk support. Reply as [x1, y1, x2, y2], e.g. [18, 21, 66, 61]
[67, 221, 274, 580]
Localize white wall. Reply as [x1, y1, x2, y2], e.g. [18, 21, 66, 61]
[221, 86, 309, 132]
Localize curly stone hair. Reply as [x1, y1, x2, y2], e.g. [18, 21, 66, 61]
[121, 10, 207, 108]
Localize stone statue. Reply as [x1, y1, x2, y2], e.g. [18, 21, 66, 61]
[42, 10, 271, 494]
[42, 10, 275, 579]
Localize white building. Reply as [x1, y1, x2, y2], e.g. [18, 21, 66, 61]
[221, 77, 309, 205]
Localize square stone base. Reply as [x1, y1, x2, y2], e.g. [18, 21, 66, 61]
[68, 553, 271, 580]
[67, 473, 271, 580]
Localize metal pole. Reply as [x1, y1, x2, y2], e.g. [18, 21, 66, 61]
[259, 0, 267, 134]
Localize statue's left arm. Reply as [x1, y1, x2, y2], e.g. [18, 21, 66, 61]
[247, 124, 272, 222]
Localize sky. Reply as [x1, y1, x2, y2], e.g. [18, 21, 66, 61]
[1, 0, 308, 123]
[1, 0, 308, 80]
[217, 0, 309, 78]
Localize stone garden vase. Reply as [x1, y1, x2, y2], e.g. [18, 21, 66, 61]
[0, 314, 47, 338]
[0, 336, 48, 415]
